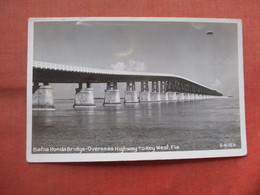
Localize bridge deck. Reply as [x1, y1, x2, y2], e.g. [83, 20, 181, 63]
[32, 61, 217, 92]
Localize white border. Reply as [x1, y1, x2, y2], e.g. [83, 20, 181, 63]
[27, 17, 247, 163]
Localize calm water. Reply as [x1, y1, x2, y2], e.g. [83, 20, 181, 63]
[32, 98, 241, 153]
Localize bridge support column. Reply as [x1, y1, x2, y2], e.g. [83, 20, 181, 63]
[160, 81, 168, 101]
[184, 93, 190, 101]
[176, 92, 185, 101]
[124, 81, 138, 103]
[189, 93, 195, 101]
[194, 94, 200, 100]
[33, 82, 55, 110]
[74, 83, 95, 108]
[151, 81, 161, 102]
[104, 81, 121, 105]
[168, 92, 177, 101]
[197, 94, 202, 100]
[139, 81, 151, 102]
[160, 92, 169, 101]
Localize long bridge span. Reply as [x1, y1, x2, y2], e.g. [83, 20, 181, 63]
[32, 61, 223, 110]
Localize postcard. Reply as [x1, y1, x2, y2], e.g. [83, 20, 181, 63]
[27, 17, 246, 162]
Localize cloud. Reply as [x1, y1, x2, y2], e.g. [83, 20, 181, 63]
[114, 47, 133, 57]
[111, 62, 126, 71]
[129, 60, 146, 71]
[111, 60, 146, 72]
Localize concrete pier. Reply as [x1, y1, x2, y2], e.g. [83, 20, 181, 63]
[104, 90, 120, 104]
[194, 94, 200, 100]
[160, 81, 168, 101]
[168, 92, 177, 101]
[184, 93, 190, 101]
[151, 92, 161, 102]
[189, 93, 195, 101]
[74, 83, 95, 108]
[140, 81, 151, 102]
[139, 91, 151, 102]
[124, 91, 139, 103]
[160, 92, 169, 101]
[33, 83, 55, 110]
[151, 81, 160, 102]
[176, 92, 185, 101]
[104, 81, 121, 105]
[124, 81, 138, 103]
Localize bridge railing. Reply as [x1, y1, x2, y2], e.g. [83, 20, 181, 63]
[33, 61, 166, 76]
[33, 61, 117, 75]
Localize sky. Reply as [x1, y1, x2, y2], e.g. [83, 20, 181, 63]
[33, 20, 240, 98]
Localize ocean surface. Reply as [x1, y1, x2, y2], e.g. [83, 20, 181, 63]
[32, 98, 241, 153]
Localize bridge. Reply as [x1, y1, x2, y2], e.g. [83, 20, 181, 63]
[32, 61, 223, 110]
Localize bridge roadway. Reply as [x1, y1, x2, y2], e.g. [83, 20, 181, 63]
[31, 61, 223, 110]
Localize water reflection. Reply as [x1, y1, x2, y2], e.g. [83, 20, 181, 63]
[76, 109, 95, 129]
[32, 98, 242, 152]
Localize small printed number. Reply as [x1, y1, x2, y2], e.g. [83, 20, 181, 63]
[220, 143, 236, 148]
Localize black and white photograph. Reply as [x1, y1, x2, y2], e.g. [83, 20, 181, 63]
[27, 17, 246, 162]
